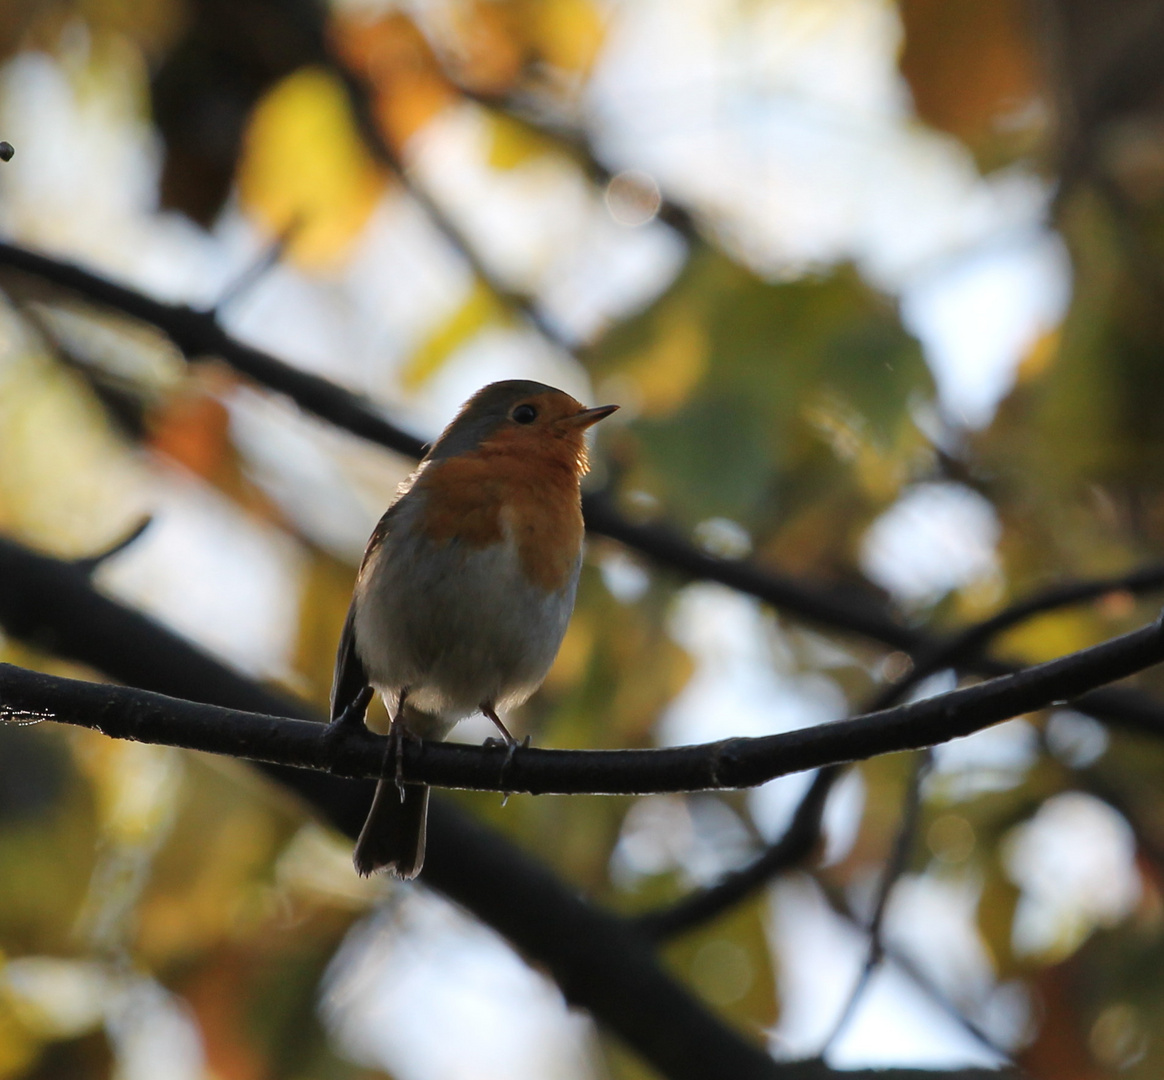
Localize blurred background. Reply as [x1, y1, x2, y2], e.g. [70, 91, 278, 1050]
[3, 0, 1164, 1076]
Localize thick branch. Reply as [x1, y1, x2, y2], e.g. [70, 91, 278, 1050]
[7, 235, 1164, 741]
[0, 535, 786, 1080]
[4, 613, 1163, 794]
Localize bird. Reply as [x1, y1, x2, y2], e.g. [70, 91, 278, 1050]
[329, 379, 618, 878]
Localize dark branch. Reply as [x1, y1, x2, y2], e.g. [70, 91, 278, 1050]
[332, 65, 568, 347]
[0, 534, 785, 1080]
[5, 238, 1164, 748]
[73, 516, 153, 575]
[585, 560, 1164, 941]
[0, 240, 916, 649]
[0, 532, 1017, 1079]
[635, 766, 837, 939]
[212, 220, 302, 315]
[432, 79, 700, 240]
[4, 611, 1163, 794]
[0, 240, 429, 460]
[664, 561, 1164, 931]
[816, 878, 1012, 1062]
[884, 563, 1164, 707]
[823, 753, 932, 1052]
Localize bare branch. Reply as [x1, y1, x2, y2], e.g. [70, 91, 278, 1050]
[4, 238, 1164, 751]
[0, 534, 785, 1080]
[0, 241, 429, 460]
[0, 530, 1021, 1080]
[3, 611, 1163, 794]
[635, 767, 838, 939]
[73, 517, 153, 575]
[816, 878, 1014, 1063]
[823, 753, 932, 1052]
[601, 560, 1164, 943]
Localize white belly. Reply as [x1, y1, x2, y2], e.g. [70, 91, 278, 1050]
[353, 505, 580, 723]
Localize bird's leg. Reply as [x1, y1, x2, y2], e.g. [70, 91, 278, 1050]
[481, 703, 529, 796]
[481, 702, 518, 746]
[388, 687, 411, 801]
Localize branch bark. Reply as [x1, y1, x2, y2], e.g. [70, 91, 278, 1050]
[4, 608, 1163, 795]
[5, 235, 1164, 758]
[0, 532, 1022, 1079]
[0, 240, 931, 651]
[0, 534, 788, 1080]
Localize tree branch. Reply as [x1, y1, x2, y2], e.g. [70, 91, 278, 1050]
[4, 238, 1164, 749]
[823, 752, 932, 1053]
[633, 556, 1164, 941]
[634, 766, 837, 939]
[0, 530, 1020, 1080]
[0, 241, 429, 460]
[0, 534, 787, 1080]
[0, 240, 921, 647]
[3, 611, 1163, 794]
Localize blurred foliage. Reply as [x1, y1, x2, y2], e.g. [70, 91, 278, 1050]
[5, 0, 1164, 1078]
[590, 250, 931, 567]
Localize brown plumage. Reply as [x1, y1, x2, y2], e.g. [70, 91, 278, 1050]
[330, 380, 617, 877]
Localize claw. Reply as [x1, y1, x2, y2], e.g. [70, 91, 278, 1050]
[327, 685, 373, 736]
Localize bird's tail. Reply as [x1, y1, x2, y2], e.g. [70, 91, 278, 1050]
[353, 779, 430, 879]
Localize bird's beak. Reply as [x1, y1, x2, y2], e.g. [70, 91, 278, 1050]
[564, 404, 619, 430]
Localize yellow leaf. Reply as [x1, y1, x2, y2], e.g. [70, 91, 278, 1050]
[522, 0, 606, 73]
[239, 67, 385, 265]
[487, 112, 553, 171]
[995, 608, 1101, 664]
[0, 999, 38, 1080]
[624, 309, 708, 417]
[402, 282, 503, 389]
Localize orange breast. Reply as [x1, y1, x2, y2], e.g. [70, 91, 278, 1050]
[416, 438, 585, 593]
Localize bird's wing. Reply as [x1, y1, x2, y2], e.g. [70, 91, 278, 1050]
[329, 503, 400, 723]
[330, 601, 369, 724]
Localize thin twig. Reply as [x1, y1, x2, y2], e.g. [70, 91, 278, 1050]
[211, 218, 303, 315]
[73, 517, 154, 575]
[637, 561, 1164, 940]
[635, 767, 838, 939]
[815, 878, 1013, 1062]
[332, 65, 567, 346]
[821, 752, 932, 1053]
[449, 80, 699, 240]
[883, 564, 1164, 709]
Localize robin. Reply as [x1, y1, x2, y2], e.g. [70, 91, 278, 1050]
[329, 380, 618, 877]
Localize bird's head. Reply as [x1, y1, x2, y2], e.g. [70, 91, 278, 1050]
[427, 380, 618, 472]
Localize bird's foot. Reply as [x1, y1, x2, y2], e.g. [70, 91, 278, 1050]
[483, 727, 531, 802]
[322, 686, 373, 764]
[324, 685, 373, 737]
[387, 723, 424, 802]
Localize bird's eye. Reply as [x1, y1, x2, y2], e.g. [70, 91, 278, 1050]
[512, 404, 538, 424]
